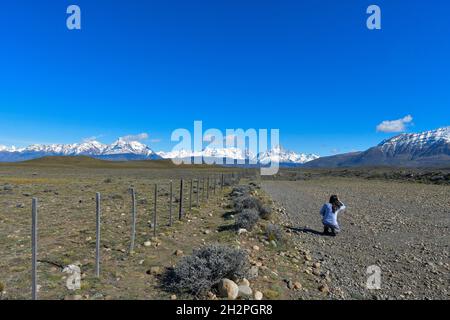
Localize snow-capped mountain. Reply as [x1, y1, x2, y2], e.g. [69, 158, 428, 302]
[21, 140, 107, 155]
[378, 127, 450, 157]
[0, 137, 318, 165]
[305, 127, 450, 168]
[257, 145, 319, 164]
[157, 147, 254, 163]
[0, 138, 161, 162]
[157, 145, 319, 165]
[102, 138, 154, 156]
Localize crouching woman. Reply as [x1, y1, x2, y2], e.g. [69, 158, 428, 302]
[320, 195, 346, 236]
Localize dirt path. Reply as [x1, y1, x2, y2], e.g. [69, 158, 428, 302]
[262, 178, 450, 300]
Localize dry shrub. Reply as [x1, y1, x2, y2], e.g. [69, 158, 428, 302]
[235, 209, 260, 231]
[163, 244, 249, 296]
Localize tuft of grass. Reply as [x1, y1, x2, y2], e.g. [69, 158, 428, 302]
[0, 281, 5, 300]
[263, 288, 281, 300]
[265, 224, 284, 243]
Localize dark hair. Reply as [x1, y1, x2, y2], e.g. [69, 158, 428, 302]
[329, 195, 339, 205]
[329, 195, 341, 213]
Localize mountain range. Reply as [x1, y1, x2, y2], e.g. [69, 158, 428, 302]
[1, 127, 448, 167]
[0, 139, 318, 165]
[304, 127, 450, 168]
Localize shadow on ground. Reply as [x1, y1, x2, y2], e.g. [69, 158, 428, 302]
[285, 226, 335, 237]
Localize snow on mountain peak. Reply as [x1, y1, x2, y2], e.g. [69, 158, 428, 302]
[0, 138, 156, 158]
[379, 126, 450, 153]
[158, 145, 319, 164]
[257, 145, 319, 164]
[103, 138, 154, 156]
[0, 137, 322, 164]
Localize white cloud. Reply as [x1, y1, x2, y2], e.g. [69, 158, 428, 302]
[119, 133, 149, 142]
[376, 115, 413, 133]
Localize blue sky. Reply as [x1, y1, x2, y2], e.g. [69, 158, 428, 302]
[0, 0, 449, 155]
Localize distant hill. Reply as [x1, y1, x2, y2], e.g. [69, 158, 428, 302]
[0, 156, 215, 170]
[305, 127, 450, 168]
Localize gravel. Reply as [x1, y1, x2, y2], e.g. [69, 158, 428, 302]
[262, 178, 450, 300]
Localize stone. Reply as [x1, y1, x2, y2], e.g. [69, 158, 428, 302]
[239, 278, 250, 287]
[144, 241, 152, 247]
[254, 291, 263, 300]
[252, 245, 260, 251]
[248, 266, 259, 279]
[218, 279, 239, 300]
[294, 282, 302, 290]
[238, 285, 253, 298]
[146, 266, 163, 276]
[237, 228, 248, 235]
[207, 291, 217, 300]
[269, 240, 277, 248]
[287, 280, 294, 289]
[174, 249, 184, 256]
[170, 294, 177, 300]
[92, 293, 103, 300]
[319, 284, 330, 294]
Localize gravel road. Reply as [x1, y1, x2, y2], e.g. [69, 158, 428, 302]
[262, 178, 450, 300]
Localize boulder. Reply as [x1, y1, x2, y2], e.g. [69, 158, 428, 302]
[254, 291, 263, 300]
[238, 285, 253, 298]
[218, 279, 239, 300]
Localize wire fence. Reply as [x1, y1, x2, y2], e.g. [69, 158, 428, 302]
[25, 172, 248, 300]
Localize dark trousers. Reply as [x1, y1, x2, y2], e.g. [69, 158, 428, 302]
[323, 224, 340, 236]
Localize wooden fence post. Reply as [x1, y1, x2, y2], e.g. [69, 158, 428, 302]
[196, 179, 200, 207]
[213, 176, 216, 195]
[153, 184, 157, 237]
[179, 179, 184, 220]
[189, 179, 193, 210]
[206, 176, 210, 200]
[95, 193, 101, 277]
[169, 180, 173, 226]
[31, 198, 38, 300]
[129, 188, 136, 253]
[221, 173, 224, 190]
[202, 178, 205, 202]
